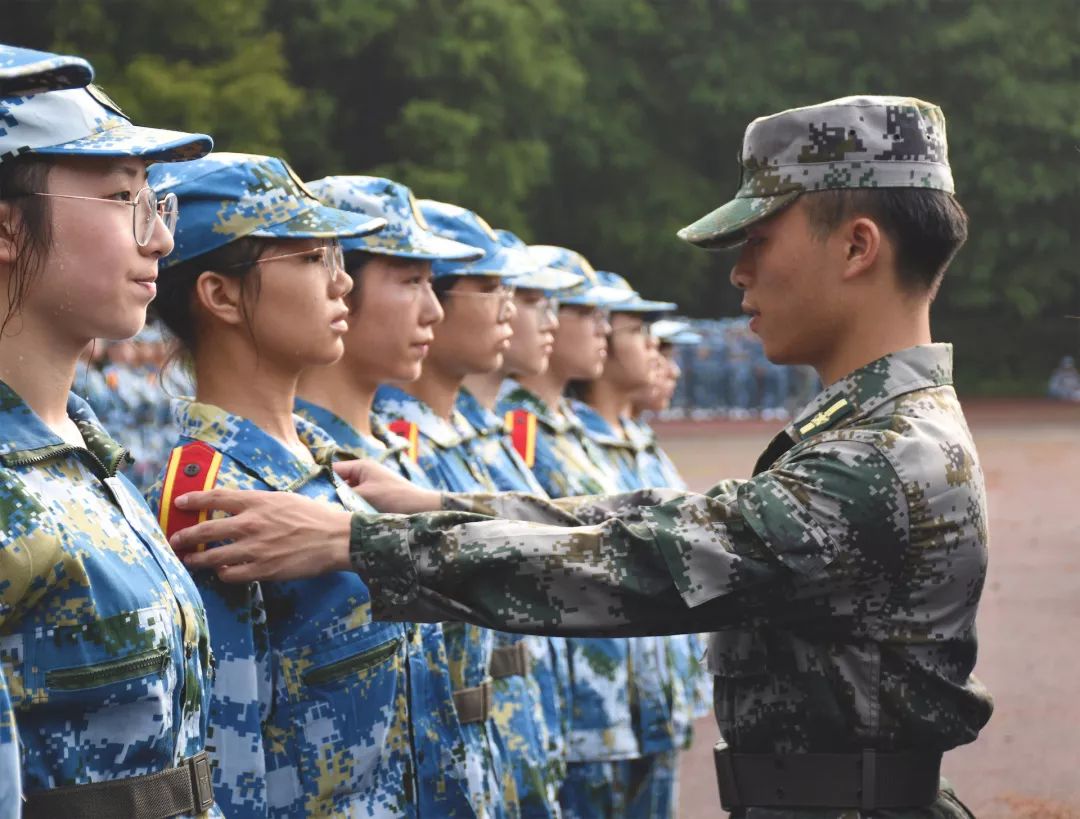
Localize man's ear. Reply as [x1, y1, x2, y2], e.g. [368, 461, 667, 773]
[0, 202, 22, 267]
[194, 271, 248, 327]
[841, 216, 882, 281]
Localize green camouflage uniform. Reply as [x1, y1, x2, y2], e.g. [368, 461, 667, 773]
[347, 344, 992, 817]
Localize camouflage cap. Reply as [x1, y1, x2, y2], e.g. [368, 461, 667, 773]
[528, 246, 631, 308]
[595, 270, 677, 315]
[495, 229, 583, 292]
[306, 175, 483, 262]
[0, 83, 211, 166]
[419, 199, 535, 280]
[0, 44, 93, 96]
[678, 95, 953, 249]
[149, 152, 387, 269]
[651, 318, 701, 346]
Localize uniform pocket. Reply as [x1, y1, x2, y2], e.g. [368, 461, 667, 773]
[45, 646, 170, 691]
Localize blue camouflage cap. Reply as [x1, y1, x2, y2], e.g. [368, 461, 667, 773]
[0, 44, 93, 96]
[527, 245, 630, 307]
[419, 200, 535, 280]
[650, 318, 702, 346]
[595, 270, 677, 315]
[0, 80, 211, 165]
[495, 229, 583, 292]
[149, 152, 387, 269]
[306, 175, 483, 262]
[679, 95, 953, 248]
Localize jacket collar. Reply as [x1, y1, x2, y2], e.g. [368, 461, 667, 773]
[294, 397, 412, 463]
[373, 384, 475, 449]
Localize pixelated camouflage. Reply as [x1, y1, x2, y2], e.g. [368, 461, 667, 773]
[293, 397, 479, 818]
[0, 383, 220, 816]
[456, 388, 564, 819]
[0, 44, 93, 96]
[350, 344, 993, 817]
[0, 82, 211, 165]
[0, 665, 17, 815]
[593, 271, 676, 315]
[372, 385, 516, 818]
[306, 175, 484, 261]
[148, 152, 386, 268]
[526, 247, 630, 308]
[419, 200, 536, 281]
[495, 231, 583, 293]
[678, 95, 954, 248]
[146, 401, 423, 818]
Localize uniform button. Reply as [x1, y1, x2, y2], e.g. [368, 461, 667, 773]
[184, 463, 201, 477]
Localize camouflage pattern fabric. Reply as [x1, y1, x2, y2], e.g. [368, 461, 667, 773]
[678, 95, 954, 248]
[294, 397, 478, 819]
[146, 401, 418, 818]
[0, 383, 220, 817]
[350, 344, 993, 818]
[456, 389, 563, 819]
[373, 385, 516, 819]
[0, 665, 18, 814]
[0, 44, 93, 96]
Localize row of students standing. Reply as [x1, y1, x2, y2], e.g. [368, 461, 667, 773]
[0, 42, 706, 819]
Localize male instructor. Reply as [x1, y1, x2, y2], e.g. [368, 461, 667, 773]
[171, 96, 992, 816]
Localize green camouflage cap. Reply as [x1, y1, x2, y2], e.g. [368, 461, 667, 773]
[678, 95, 953, 249]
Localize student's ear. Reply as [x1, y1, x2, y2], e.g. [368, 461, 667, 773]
[842, 216, 882, 281]
[0, 202, 21, 267]
[194, 271, 248, 326]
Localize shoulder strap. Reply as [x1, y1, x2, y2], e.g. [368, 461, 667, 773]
[157, 441, 224, 548]
[387, 419, 420, 463]
[504, 409, 537, 468]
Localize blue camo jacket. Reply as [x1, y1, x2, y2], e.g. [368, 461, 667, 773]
[495, 383, 639, 764]
[294, 397, 478, 819]
[373, 385, 514, 819]
[0, 382, 220, 818]
[147, 401, 415, 818]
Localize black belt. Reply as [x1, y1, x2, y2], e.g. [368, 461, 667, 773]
[490, 642, 530, 679]
[25, 751, 215, 819]
[714, 742, 941, 810]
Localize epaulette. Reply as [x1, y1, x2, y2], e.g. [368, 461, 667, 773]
[504, 409, 537, 468]
[387, 420, 420, 463]
[795, 398, 854, 438]
[157, 441, 224, 549]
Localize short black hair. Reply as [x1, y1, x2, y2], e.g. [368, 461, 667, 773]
[800, 187, 969, 295]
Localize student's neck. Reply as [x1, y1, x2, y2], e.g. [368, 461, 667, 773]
[0, 311, 83, 430]
[585, 379, 629, 431]
[403, 362, 463, 420]
[818, 302, 932, 386]
[518, 368, 567, 416]
[297, 359, 376, 436]
[194, 341, 302, 448]
[461, 371, 504, 410]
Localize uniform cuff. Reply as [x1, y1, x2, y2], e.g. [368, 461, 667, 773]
[348, 512, 419, 612]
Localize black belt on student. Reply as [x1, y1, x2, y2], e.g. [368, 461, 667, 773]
[452, 679, 493, 724]
[714, 742, 941, 810]
[489, 642, 530, 679]
[24, 751, 215, 819]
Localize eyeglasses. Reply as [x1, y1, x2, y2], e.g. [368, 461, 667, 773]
[519, 295, 559, 320]
[561, 304, 612, 330]
[32, 186, 178, 247]
[610, 322, 652, 338]
[443, 282, 516, 319]
[252, 243, 345, 278]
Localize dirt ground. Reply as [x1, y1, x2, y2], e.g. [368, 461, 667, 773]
[660, 399, 1080, 819]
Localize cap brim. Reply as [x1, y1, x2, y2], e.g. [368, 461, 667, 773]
[33, 120, 213, 162]
[613, 297, 678, 314]
[513, 268, 584, 292]
[438, 245, 536, 279]
[677, 191, 801, 249]
[342, 230, 483, 262]
[561, 284, 635, 308]
[0, 56, 94, 96]
[250, 203, 387, 240]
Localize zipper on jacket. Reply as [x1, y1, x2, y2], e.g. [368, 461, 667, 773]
[7, 443, 128, 480]
[303, 637, 402, 687]
[46, 645, 170, 691]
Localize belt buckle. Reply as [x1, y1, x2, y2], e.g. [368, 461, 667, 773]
[188, 751, 215, 812]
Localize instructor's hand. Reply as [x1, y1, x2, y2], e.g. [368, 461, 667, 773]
[333, 459, 442, 514]
[170, 489, 353, 583]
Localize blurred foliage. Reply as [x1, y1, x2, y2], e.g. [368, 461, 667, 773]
[5, 0, 1078, 392]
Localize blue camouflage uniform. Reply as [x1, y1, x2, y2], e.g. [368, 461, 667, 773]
[373, 385, 516, 819]
[0, 43, 216, 816]
[295, 398, 478, 819]
[149, 402, 424, 818]
[457, 388, 563, 819]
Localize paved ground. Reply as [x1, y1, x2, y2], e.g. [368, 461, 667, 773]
[660, 400, 1080, 818]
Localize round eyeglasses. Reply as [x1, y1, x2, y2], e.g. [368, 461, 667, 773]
[32, 186, 178, 247]
[252, 243, 346, 278]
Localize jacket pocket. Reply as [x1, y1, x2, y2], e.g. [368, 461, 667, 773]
[45, 646, 170, 690]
